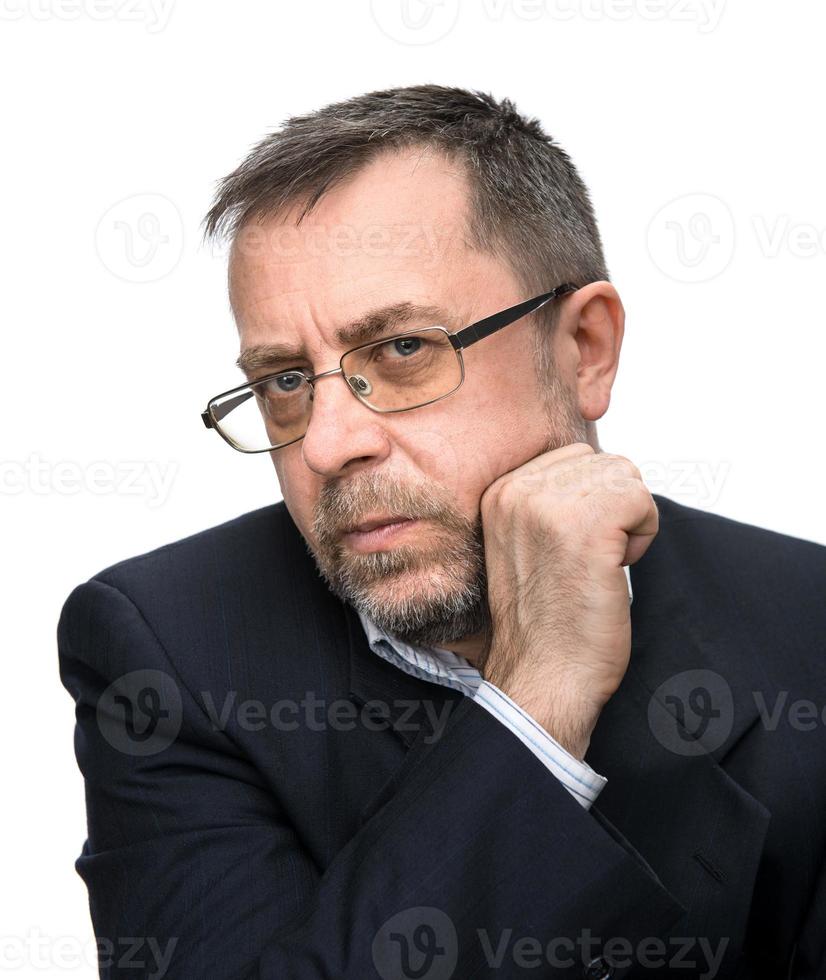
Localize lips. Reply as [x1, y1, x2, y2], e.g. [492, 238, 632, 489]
[346, 515, 412, 534]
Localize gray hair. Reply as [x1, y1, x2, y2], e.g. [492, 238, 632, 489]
[202, 84, 608, 421]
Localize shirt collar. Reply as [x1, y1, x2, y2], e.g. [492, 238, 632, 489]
[356, 565, 632, 688]
[355, 607, 480, 695]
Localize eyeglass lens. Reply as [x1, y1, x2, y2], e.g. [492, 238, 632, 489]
[210, 327, 463, 451]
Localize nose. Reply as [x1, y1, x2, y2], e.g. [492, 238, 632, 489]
[299, 367, 392, 478]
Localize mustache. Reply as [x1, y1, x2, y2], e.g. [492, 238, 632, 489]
[311, 473, 467, 546]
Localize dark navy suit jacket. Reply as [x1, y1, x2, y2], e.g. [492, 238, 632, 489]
[57, 494, 826, 978]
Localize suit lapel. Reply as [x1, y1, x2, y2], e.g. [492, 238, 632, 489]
[345, 599, 464, 750]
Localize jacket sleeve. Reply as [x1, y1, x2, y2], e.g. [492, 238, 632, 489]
[472, 679, 607, 809]
[58, 577, 686, 980]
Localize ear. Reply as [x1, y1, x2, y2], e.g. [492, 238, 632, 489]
[558, 281, 625, 422]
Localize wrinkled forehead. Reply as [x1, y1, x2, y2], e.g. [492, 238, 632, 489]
[226, 147, 477, 331]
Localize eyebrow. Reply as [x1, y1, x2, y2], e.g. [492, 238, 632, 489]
[235, 301, 455, 376]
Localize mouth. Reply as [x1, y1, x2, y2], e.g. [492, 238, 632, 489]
[343, 514, 414, 534]
[341, 516, 419, 552]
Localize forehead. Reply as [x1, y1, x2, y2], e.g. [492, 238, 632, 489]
[227, 147, 477, 339]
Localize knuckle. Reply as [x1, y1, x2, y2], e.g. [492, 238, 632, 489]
[597, 453, 642, 483]
[481, 477, 513, 516]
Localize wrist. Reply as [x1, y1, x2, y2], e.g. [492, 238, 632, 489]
[484, 669, 606, 761]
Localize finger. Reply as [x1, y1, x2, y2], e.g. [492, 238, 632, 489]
[621, 496, 659, 565]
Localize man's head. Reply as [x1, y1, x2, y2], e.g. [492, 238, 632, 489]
[202, 84, 624, 661]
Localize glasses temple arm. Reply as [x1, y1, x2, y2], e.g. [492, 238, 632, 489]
[202, 388, 256, 428]
[452, 283, 579, 349]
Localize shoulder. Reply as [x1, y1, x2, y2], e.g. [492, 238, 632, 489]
[57, 498, 327, 666]
[651, 493, 826, 606]
[633, 495, 826, 710]
[57, 499, 342, 715]
[90, 501, 294, 588]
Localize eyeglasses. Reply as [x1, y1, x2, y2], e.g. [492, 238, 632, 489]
[201, 283, 579, 453]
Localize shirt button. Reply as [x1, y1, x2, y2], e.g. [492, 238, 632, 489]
[583, 955, 614, 980]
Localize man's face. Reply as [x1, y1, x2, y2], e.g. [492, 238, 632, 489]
[227, 147, 586, 656]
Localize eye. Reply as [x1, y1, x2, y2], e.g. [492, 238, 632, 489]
[258, 371, 306, 394]
[380, 335, 425, 358]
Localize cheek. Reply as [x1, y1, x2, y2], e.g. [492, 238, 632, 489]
[428, 382, 549, 500]
[406, 424, 505, 510]
[442, 379, 535, 484]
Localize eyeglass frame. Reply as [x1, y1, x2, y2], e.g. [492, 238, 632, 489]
[201, 282, 580, 453]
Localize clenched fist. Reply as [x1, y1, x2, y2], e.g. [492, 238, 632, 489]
[479, 443, 659, 761]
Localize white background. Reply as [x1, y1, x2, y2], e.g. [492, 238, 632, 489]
[3, 0, 825, 974]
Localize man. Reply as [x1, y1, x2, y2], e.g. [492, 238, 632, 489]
[58, 85, 826, 978]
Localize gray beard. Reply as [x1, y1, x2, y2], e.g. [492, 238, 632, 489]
[304, 512, 492, 651]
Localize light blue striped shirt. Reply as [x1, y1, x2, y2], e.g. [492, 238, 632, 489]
[357, 565, 632, 810]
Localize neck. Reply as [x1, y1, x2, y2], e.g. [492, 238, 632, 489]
[438, 628, 490, 670]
